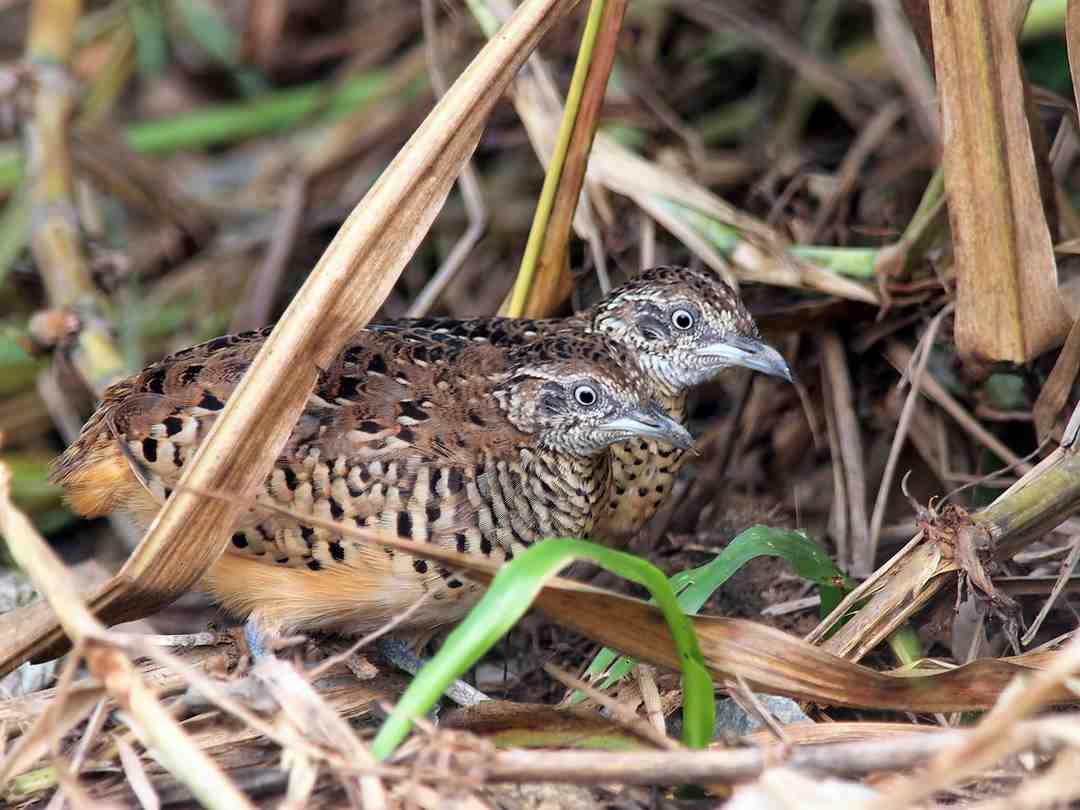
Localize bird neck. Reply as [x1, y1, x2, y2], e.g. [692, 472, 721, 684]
[534, 445, 609, 504]
[658, 390, 689, 425]
[479, 447, 613, 557]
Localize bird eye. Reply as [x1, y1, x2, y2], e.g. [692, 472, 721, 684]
[573, 384, 598, 406]
[671, 308, 695, 330]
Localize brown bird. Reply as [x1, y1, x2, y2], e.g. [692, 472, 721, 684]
[372, 265, 792, 544]
[51, 328, 692, 642]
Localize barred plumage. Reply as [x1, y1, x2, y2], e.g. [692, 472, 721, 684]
[52, 327, 690, 635]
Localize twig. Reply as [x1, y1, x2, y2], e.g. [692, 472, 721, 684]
[407, 0, 488, 318]
[821, 331, 870, 575]
[870, 0, 940, 146]
[42, 697, 106, 810]
[230, 172, 308, 332]
[868, 304, 952, 569]
[136, 632, 223, 650]
[1021, 536, 1080, 646]
[307, 588, 439, 680]
[725, 674, 789, 743]
[543, 662, 678, 751]
[674, 0, 873, 127]
[883, 342, 1032, 474]
[480, 727, 1020, 784]
[811, 100, 905, 240]
[0, 464, 257, 810]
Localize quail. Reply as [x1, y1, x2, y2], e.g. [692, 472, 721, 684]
[51, 328, 692, 641]
[372, 265, 792, 544]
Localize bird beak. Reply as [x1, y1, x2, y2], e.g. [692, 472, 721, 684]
[696, 335, 793, 382]
[602, 403, 694, 450]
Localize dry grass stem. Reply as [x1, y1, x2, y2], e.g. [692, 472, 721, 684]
[932, 0, 1070, 362]
[0, 463, 256, 810]
[408, 0, 488, 318]
[811, 99, 905, 239]
[867, 304, 952, 571]
[884, 342, 1033, 473]
[821, 332, 871, 575]
[543, 662, 678, 750]
[871, 0, 940, 145]
[24, 0, 125, 395]
[229, 173, 308, 333]
[515, 0, 627, 318]
[1020, 535, 1080, 645]
[676, 0, 871, 127]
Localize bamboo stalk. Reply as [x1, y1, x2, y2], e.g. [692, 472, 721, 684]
[24, 0, 125, 395]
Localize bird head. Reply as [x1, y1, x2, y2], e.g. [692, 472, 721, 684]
[494, 339, 693, 457]
[589, 266, 792, 393]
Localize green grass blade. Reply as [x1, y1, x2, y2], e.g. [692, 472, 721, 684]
[583, 525, 852, 693]
[174, 0, 268, 96]
[661, 199, 880, 279]
[369, 538, 714, 760]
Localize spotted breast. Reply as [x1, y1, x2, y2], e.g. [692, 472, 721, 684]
[51, 328, 691, 636]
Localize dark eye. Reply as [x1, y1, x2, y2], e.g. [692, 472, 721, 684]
[672, 308, 695, 330]
[573, 384, 598, 406]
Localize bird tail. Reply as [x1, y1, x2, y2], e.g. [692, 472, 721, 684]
[49, 404, 158, 522]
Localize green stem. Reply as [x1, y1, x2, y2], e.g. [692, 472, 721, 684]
[370, 538, 713, 760]
[887, 625, 924, 668]
[1022, 0, 1065, 39]
[506, 0, 607, 317]
[0, 72, 391, 191]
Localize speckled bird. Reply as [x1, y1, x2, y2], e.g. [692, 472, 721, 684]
[51, 328, 691, 637]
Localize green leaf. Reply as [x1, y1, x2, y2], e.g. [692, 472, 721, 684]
[173, 0, 268, 96]
[582, 525, 853, 696]
[982, 373, 1029, 411]
[370, 539, 714, 760]
[0, 330, 41, 397]
[129, 0, 169, 77]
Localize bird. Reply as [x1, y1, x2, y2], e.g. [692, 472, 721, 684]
[370, 265, 792, 545]
[50, 327, 693, 644]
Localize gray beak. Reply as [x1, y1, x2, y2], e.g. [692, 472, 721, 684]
[697, 335, 793, 382]
[602, 403, 694, 450]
